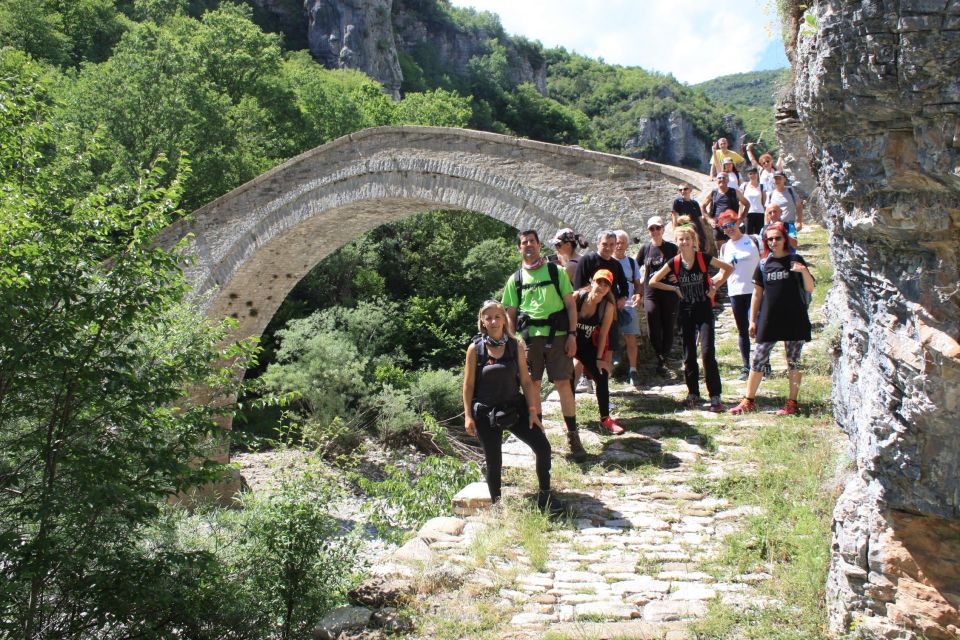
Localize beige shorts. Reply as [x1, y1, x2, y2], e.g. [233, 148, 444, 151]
[525, 335, 574, 382]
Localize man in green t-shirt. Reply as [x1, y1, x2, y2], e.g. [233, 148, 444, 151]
[502, 229, 585, 460]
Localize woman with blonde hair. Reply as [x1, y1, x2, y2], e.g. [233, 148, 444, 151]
[463, 300, 560, 512]
[649, 224, 733, 412]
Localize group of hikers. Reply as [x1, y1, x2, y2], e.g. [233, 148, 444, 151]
[462, 139, 816, 513]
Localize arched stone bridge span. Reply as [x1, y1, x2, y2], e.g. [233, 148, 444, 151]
[159, 126, 709, 342]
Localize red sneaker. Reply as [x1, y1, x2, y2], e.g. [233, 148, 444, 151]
[776, 399, 799, 416]
[600, 416, 625, 435]
[729, 398, 757, 415]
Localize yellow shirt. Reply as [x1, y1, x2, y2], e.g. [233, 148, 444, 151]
[710, 149, 744, 170]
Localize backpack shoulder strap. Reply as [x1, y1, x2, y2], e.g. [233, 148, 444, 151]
[547, 261, 562, 298]
[787, 186, 797, 205]
[696, 251, 708, 273]
[628, 256, 638, 282]
[513, 268, 524, 305]
[672, 253, 681, 277]
[473, 335, 486, 381]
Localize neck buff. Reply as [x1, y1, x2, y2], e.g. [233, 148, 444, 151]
[484, 334, 509, 348]
[522, 257, 545, 270]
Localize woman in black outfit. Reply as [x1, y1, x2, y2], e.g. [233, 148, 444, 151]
[463, 300, 559, 512]
[648, 224, 733, 412]
[574, 269, 624, 435]
[729, 222, 815, 416]
[637, 216, 679, 376]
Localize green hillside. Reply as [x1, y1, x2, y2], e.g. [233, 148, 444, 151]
[694, 69, 790, 147]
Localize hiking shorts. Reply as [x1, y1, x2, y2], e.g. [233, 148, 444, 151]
[526, 335, 574, 383]
[619, 305, 640, 336]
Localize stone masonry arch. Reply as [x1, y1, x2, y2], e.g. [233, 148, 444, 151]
[159, 126, 710, 346]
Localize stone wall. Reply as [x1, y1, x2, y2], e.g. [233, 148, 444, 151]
[790, 1, 960, 637]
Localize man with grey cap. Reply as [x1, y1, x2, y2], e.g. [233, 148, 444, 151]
[637, 215, 679, 375]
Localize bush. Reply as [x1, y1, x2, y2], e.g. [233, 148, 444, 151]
[170, 471, 364, 640]
[359, 455, 481, 542]
[259, 316, 371, 433]
[408, 368, 463, 422]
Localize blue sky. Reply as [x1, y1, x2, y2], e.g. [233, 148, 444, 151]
[447, 0, 790, 84]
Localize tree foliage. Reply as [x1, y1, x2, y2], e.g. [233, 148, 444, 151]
[0, 58, 257, 639]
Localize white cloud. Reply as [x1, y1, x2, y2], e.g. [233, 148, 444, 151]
[446, 0, 786, 84]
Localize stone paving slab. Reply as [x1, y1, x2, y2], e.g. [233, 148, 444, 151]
[370, 354, 782, 638]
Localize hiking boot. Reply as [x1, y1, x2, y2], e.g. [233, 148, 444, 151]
[575, 376, 593, 393]
[729, 397, 757, 414]
[627, 369, 639, 387]
[566, 430, 588, 462]
[600, 416, 625, 435]
[681, 394, 702, 409]
[708, 396, 726, 413]
[655, 358, 668, 376]
[536, 490, 565, 517]
[776, 399, 799, 416]
[738, 367, 749, 381]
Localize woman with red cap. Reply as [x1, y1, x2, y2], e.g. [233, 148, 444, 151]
[574, 269, 624, 434]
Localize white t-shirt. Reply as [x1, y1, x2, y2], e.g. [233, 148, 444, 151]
[741, 182, 764, 213]
[759, 168, 776, 193]
[617, 255, 639, 303]
[719, 235, 761, 296]
[768, 188, 798, 223]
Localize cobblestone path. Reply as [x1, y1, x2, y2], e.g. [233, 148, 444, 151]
[370, 308, 785, 639]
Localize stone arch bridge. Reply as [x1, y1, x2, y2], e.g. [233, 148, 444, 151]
[159, 126, 710, 345]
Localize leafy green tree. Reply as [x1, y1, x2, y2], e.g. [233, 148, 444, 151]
[394, 88, 472, 127]
[0, 60, 253, 639]
[0, 0, 127, 67]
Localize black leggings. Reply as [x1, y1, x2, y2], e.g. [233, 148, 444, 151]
[729, 293, 752, 370]
[474, 412, 551, 502]
[576, 337, 610, 418]
[644, 294, 678, 360]
[679, 304, 722, 398]
[746, 212, 764, 235]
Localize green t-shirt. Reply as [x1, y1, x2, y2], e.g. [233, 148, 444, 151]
[501, 263, 573, 337]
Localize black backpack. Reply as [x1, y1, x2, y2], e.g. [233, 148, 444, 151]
[512, 262, 568, 341]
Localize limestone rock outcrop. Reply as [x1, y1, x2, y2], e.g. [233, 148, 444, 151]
[625, 112, 714, 170]
[789, 1, 960, 637]
[392, 0, 547, 93]
[304, 0, 403, 98]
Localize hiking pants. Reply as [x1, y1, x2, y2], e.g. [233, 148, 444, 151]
[644, 293, 678, 361]
[576, 336, 610, 418]
[475, 417, 551, 502]
[679, 303, 722, 398]
[729, 293, 752, 370]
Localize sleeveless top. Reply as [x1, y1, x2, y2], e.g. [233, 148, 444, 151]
[575, 291, 607, 340]
[473, 338, 521, 408]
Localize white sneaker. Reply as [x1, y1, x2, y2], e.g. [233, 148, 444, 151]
[576, 376, 594, 393]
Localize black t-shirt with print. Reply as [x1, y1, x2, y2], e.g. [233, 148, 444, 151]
[673, 252, 715, 312]
[638, 241, 679, 301]
[752, 254, 812, 342]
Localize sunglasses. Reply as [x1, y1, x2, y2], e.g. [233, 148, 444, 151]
[594, 279, 611, 287]
[766, 235, 784, 242]
[649, 225, 663, 231]
[721, 223, 736, 230]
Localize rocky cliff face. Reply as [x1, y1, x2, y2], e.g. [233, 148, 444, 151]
[625, 111, 714, 169]
[789, 1, 960, 637]
[303, 0, 403, 98]
[391, 0, 547, 93]
[260, 0, 546, 100]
